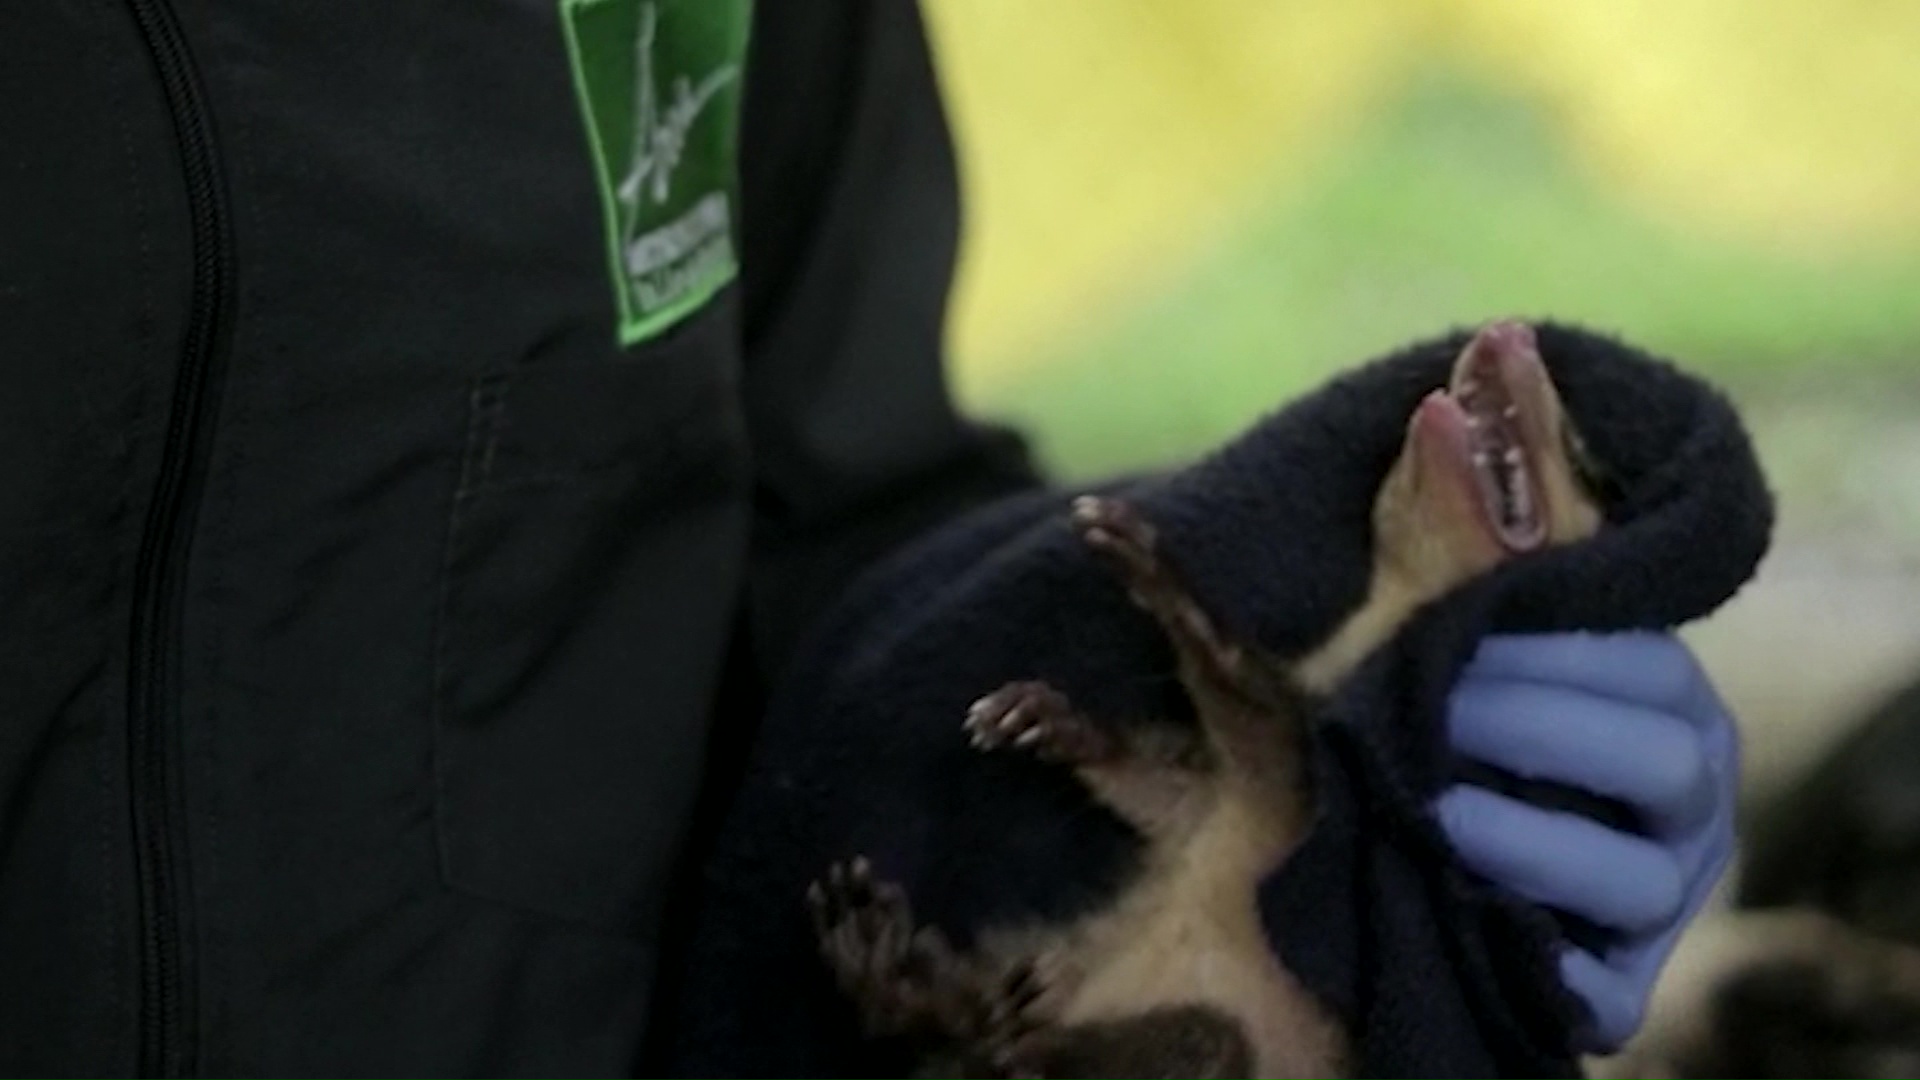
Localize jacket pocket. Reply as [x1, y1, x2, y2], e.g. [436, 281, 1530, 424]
[430, 320, 750, 934]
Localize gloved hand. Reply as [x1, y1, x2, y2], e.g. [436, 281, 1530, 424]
[1435, 631, 1738, 1053]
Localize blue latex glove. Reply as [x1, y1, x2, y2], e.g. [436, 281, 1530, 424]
[1435, 631, 1738, 1053]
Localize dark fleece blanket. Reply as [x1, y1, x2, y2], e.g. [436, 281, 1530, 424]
[658, 323, 1774, 1077]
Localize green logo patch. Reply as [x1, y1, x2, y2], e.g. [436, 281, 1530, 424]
[560, 0, 752, 345]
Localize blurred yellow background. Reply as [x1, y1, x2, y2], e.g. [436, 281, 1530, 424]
[920, 0, 1920, 804]
[927, 0, 1920, 400]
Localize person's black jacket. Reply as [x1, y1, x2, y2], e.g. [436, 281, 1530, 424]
[0, 2, 1031, 1074]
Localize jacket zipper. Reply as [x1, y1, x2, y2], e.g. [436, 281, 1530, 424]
[124, 0, 237, 1074]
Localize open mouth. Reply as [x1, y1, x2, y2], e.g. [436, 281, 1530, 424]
[1441, 321, 1550, 552]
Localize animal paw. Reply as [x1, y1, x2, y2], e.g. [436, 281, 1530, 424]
[806, 858, 968, 1038]
[1071, 494, 1248, 685]
[965, 681, 1116, 764]
[1070, 494, 1163, 595]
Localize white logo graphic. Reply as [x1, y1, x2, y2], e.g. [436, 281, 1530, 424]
[614, 1, 739, 244]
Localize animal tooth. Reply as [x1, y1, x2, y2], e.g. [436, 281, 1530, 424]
[1472, 450, 1490, 468]
[1504, 447, 1523, 466]
[1502, 405, 1518, 420]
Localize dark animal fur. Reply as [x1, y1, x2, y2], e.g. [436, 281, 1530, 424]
[654, 323, 1772, 1077]
[810, 496, 1332, 1076]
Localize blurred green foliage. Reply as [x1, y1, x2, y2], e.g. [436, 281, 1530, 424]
[966, 78, 1920, 480]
